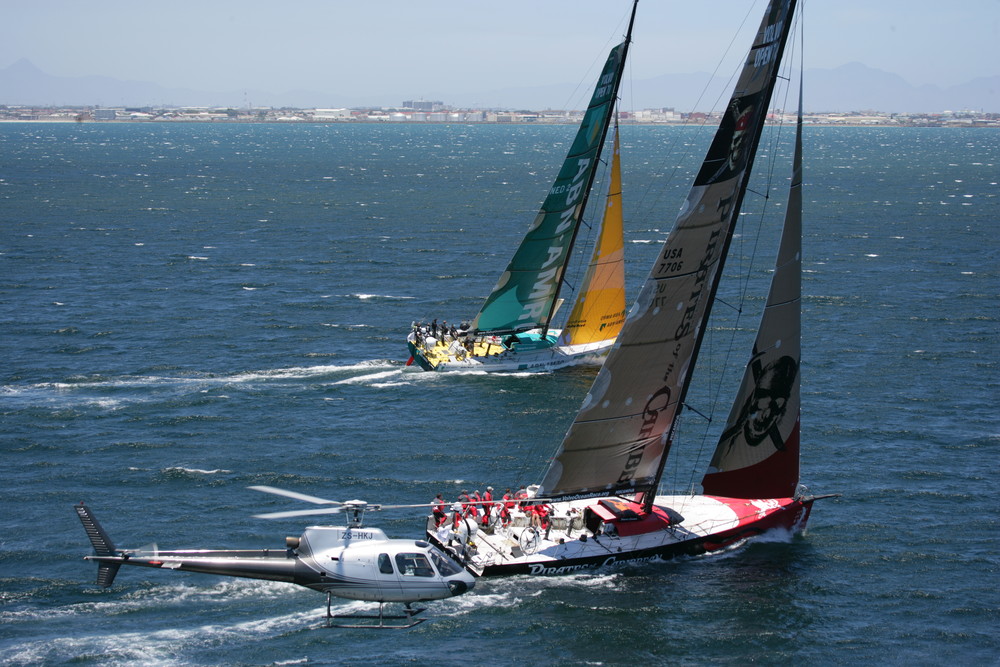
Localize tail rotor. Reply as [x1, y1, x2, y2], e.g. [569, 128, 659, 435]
[75, 502, 121, 588]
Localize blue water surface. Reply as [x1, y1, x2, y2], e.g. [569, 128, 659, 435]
[1, 121, 997, 665]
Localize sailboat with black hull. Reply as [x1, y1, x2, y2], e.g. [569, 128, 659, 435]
[428, 0, 831, 576]
[406, 3, 635, 373]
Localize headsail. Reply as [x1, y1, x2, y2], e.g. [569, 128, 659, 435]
[539, 0, 799, 503]
[471, 3, 636, 336]
[702, 72, 804, 499]
[558, 120, 627, 347]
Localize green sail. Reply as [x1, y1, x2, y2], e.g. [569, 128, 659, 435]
[472, 41, 627, 335]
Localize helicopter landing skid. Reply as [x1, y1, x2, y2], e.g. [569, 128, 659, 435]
[324, 594, 427, 629]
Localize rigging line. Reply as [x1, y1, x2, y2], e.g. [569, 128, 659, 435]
[587, 535, 620, 556]
[632, 2, 763, 225]
[728, 19, 800, 323]
[736, 3, 804, 306]
[680, 4, 802, 495]
[555, 2, 636, 113]
[682, 403, 712, 423]
[713, 296, 742, 314]
[559, 105, 618, 319]
[559, 153, 610, 319]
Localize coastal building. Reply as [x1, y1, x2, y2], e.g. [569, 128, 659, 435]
[312, 108, 351, 120]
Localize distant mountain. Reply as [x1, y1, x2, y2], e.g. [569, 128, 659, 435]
[0, 59, 292, 109]
[1, 58, 997, 113]
[804, 62, 1000, 113]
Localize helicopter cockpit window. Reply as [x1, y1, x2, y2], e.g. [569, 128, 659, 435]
[428, 549, 463, 577]
[377, 553, 394, 575]
[394, 553, 434, 577]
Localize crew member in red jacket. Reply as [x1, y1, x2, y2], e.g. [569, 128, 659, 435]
[465, 490, 481, 521]
[528, 500, 550, 532]
[432, 493, 447, 527]
[480, 486, 494, 527]
[499, 488, 514, 527]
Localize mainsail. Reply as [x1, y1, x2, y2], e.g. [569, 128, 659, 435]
[557, 121, 627, 347]
[471, 3, 636, 336]
[539, 0, 799, 503]
[702, 75, 804, 499]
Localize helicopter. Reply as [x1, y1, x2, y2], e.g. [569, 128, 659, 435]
[75, 485, 475, 628]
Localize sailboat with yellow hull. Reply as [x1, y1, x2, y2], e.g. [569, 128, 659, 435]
[428, 0, 833, 576]
[406, 5, 634, 373]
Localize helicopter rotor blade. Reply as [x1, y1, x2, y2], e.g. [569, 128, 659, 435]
[253, 507, 345, 520]
[248, 485, 343, 507]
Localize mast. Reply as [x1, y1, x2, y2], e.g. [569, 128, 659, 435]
[540, 0, 638, 336]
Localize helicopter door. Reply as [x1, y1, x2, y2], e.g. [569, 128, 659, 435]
[375, 552, 403, 600]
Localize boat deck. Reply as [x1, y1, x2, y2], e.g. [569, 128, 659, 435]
[410, 330, 562, 370]
[428, 495, 807, 576]
[420, 335, 525, 367]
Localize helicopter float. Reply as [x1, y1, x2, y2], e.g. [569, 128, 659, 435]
[75, 485, 475, 628]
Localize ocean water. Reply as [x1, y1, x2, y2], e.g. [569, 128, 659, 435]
[1, 121, 997, 666]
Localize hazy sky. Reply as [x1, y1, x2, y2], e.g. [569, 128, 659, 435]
[4, 0, 997, 103]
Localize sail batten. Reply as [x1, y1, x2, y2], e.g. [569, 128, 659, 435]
[539, 0, 799, 504]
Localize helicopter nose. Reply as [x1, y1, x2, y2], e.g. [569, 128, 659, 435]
[448, 576, 474, 596]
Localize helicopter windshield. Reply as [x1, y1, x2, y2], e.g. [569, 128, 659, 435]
[395, 553, 435, 577]
[427, 548, 464, 577]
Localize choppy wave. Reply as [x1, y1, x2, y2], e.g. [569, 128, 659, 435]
[344, 293, 415, 301]
[161, 466, 232, 476]
[1, 361, 407, 409]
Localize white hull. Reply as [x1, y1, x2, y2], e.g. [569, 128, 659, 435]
[409, 334, 614, 373]
[428, 494, 814, 576]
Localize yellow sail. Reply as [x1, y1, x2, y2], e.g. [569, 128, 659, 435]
[558, 121, 627, 346]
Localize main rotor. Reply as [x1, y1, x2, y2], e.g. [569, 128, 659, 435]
[248, 485, 427, 528]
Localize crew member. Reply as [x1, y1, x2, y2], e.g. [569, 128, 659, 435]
[432, 493, 447, 527]
[514, 485, 529, 509]
[466, 490, 481, 520]
[500, 488, 514, 527]
[528, 501, 551, 535]
[480, 486, 494, 527]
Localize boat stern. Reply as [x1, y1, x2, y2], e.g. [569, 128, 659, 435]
[406, 341, 436, 371]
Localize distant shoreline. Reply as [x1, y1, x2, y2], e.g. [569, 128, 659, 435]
[4, 102, 998, 128]
[1, 118, 996, 129]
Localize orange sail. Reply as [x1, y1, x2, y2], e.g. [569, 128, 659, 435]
[558, 121, 627, 347]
